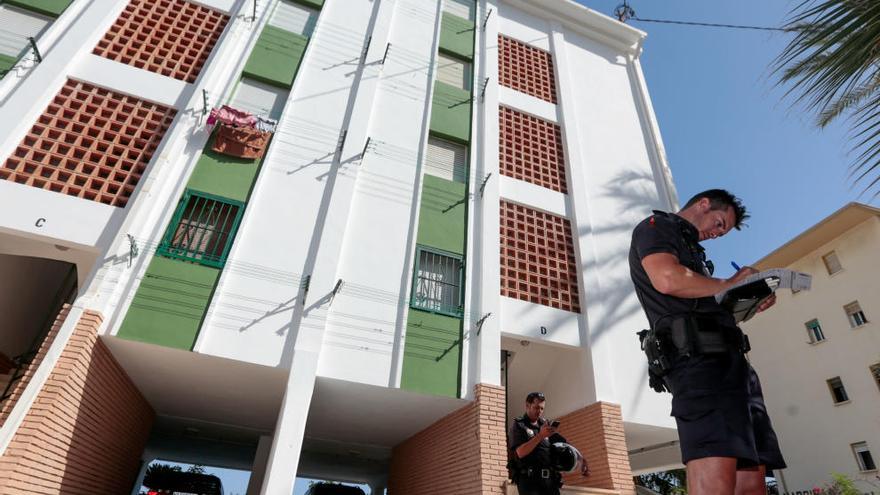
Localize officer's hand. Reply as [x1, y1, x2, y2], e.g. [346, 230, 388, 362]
[757, 293, 776, 313]
[539, 423, 557, 438]
[726, 266, 758, 285]
[580, 460, 591, 477]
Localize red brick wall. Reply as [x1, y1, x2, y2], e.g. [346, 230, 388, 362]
[388, 384, 507, 494]
[558, 402, 634, 495]
[0, 310, 155, 495]
[500, 200, 581, 313]
[0, 305, 69, 429]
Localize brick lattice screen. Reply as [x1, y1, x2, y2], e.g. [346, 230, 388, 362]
[500, 200, 580, 313]
[498, 34, 557, 104]
[499, 105, 567, 193]
[93, 0, 229, 83]
[1, 80, 177, 207]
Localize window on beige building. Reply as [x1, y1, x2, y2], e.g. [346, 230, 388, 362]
[852, 442, 877, 472]
[827, 377, 849, 404]
[822, 251, 842, 275]
[870, 363, 880, 392]
[805, 319, 825, 343]
[844, 301, 868, 328]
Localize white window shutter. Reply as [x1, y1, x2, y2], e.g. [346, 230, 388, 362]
[444, 0, 474, 20]
[270, 1, 319, 37]
[426, 137, 467, 183]
[436, 53, 470, 90]
[0, 5, 51, 58]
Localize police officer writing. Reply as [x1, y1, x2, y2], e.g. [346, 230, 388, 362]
[629, 189, 785, 495]
[508, 392, 588, 495]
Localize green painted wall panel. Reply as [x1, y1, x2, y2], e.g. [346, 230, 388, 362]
[242, 25, 308, 88]
[0, 54, 17, 80]
[401, 309, 461, 397]
[5, 0, 71, 17]
[186, 134, 262, 202]
[439, 12, 474, 61]
[294, 0, 323, 9]
[417, 175, 466, 255]
[117, 257, 220, 350]
[430, 81, 472, 144]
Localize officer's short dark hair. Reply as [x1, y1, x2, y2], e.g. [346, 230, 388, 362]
[683, 189, 749, 230]
[526, 392, 545, 404]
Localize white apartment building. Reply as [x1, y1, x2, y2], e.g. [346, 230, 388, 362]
[0, 0, 682, 493]
[743, 203, 880, 495]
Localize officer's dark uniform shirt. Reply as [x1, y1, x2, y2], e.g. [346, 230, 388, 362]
[508, 415, 567, 469]
[629, 210, 736, 330]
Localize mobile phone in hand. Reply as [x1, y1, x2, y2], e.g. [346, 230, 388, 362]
[550, 420, 560, 428]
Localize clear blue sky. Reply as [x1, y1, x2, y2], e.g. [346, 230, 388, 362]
[577, 0, 878, 278]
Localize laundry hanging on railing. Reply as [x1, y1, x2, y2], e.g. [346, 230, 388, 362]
[207, 105, 258, 128]
[212, 124, 271, 159]
[206, 105, 278, 159]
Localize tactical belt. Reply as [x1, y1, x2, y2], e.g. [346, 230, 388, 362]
[521, 467, 555, 479]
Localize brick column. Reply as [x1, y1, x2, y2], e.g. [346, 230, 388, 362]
[388, 384, 507, 494]
[557, 402, 634, 495]
[0, 310, 155, 494]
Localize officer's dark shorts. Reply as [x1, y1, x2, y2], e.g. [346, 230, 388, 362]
[664, 351, 786, 470]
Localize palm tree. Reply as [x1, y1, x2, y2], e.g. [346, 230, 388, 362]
[772, 0, 880, 196]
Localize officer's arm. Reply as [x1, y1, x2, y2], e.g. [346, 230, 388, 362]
[642, 253, 755, 298]
[515, 424, 555, 459]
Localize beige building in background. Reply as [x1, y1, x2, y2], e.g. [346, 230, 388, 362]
[742, 203, 880, 495]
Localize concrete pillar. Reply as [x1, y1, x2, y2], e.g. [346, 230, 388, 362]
[246, 435, 274, 495]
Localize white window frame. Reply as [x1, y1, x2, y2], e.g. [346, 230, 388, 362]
[805, 319, 825, 344]
[827, 376, 849, 404]
[844, 301, 868, 328]
[852, 442, 877, 472]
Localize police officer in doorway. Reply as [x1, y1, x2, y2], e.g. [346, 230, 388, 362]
[629, 189, 786, 495]
[508, 392, 588, 495]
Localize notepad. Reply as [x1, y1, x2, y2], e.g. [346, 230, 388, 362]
[716, 269, 812, 323]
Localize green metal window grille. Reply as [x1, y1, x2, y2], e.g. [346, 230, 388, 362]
[156, 190, 244, 268]
[411, 246, 463, 317]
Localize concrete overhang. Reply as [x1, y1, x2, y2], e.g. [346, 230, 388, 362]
[503, 0, 647, 56]
[754, 202, 880, 270]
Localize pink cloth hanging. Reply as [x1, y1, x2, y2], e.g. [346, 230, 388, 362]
[207, 105, 258, 128]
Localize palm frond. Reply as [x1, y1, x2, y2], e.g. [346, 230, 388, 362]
[772, 0, 880, 195]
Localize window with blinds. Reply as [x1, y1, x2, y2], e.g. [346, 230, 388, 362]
[411, 246, 463, 317]
[230, 77, 289, 120]
[0, 5, 51, 74]
[870, 363, 880, 392]
[425, 136, 467, 183]
[844, 301, 868, 328]
[157, 191, 244, 268]
[443, 0, 475, 20]
[270, 0, 319, 37]
[436, 52, 471, 90]
[822, 251, 842, 275]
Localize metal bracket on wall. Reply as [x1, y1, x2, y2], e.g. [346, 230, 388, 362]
[360, 136, 372, 161]
[476, 312, 492, 335]
[361, 36, 372, 64]
[381, 43, 391, 65]
[482, 8, 493, 31]
[28, 37, 42, 63]
[330, 279, 344, 304]
[126, 234, 139, 268]
[479, 172, 492, 198]
[301, 275, 311, 305]
[250, 0, 257, 22]
[480, 77, 490, 102]
[337, 129, 348, 154]
[202, 89, 209, 116]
